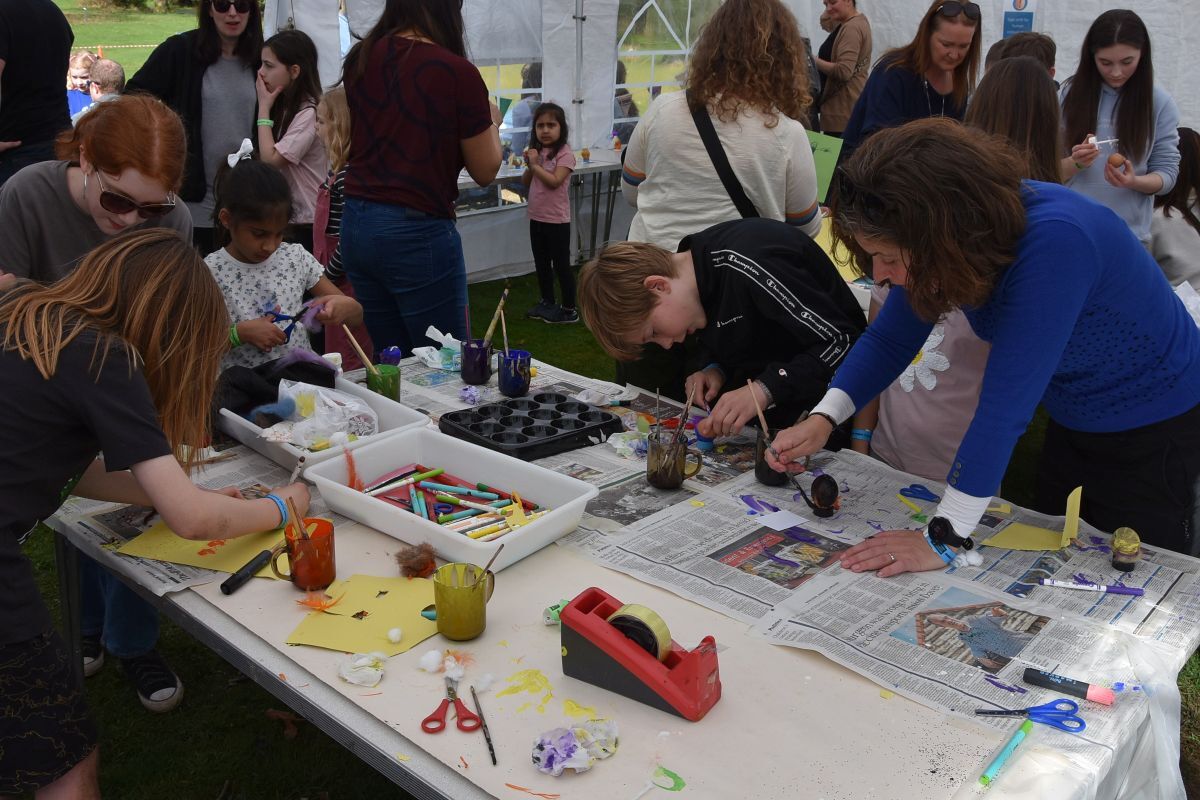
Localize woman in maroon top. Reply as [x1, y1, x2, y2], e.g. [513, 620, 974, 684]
[340, 0, 501, 354]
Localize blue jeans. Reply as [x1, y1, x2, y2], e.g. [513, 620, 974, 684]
[341, 198, 468, 355]
[80, 555, 158, 659]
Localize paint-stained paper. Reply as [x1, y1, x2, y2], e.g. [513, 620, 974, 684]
[117, 521, 285, 577]
[981, 487, 1081, 552]
[286, 574, 438, 655]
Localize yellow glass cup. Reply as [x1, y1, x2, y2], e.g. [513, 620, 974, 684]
[432, 563, 496, 641]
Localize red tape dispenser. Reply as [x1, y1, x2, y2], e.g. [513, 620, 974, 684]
[559, 587, 721, 721]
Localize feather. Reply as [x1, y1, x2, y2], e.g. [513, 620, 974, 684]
[395, 542, 437, 578]
[343, 445, 364, 491]
[300, 299, 326, 333]
[273, 348, 336, 372]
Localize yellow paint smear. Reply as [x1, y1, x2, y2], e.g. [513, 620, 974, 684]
[880, 690, 895, 700]
[498, 669, 554, 713]
[395, 753, 412, 762]
[563, 699, 596, 719]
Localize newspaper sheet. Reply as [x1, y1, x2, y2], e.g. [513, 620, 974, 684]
[50, 446, 343, 597]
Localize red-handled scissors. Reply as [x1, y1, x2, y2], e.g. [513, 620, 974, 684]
[421, 677, 482, 734]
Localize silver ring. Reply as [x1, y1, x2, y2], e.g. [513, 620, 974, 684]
[888, 553, 896, 563]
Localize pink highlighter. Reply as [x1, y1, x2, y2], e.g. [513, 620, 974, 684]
[1023, 668, 1115, 705]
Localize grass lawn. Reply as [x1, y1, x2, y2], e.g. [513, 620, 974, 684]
[55, 0, 195, 77]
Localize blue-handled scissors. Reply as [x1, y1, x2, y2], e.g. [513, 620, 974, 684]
[899, 483, 940, 502]
[974, 698, 1086, 733]
[265, 308, 302, 342]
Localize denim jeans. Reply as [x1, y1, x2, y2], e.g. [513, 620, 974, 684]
[341, 198, 468, 355]
[80, 555, 158, 659]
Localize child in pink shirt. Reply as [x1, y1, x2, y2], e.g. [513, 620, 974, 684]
[522, 103, 578, 324]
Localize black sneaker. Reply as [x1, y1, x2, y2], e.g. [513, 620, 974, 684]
[526, 300, 555, 320]
[545, 306, 579, 324]
[121, 650, 184, 713]
[82, 634, 104, 678]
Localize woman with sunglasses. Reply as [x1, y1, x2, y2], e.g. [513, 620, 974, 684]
[769, 118, 1200, 572]
[1060, 10, 1180, 248]
[840, 0, 981, 159]
[127, 0, 262, 255]
[0, 93, 198, 715]
[0, 94, 191, 282]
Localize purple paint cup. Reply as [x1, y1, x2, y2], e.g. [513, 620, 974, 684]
[460, 338, 493, 386]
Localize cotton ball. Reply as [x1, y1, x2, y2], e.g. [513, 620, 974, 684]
[418, 649, 443, 673]
[474, 673, 496, 693]
[387, 627, 403, 644]
[443, 656, 466, 682]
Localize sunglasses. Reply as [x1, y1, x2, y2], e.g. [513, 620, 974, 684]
[94, 171, 176, 219]
[935, 1, 981, 22]
[211, 0, 251, 13]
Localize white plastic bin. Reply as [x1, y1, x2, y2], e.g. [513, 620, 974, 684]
[218, 377, 429, 470]
[305, 428, 598, 572]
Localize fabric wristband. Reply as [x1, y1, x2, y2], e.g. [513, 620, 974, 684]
[264, 493, 288, 529]
[256, 118, 274, 127]
[753, 379, 773, 408]
[850, 428, 873, 441]
[229, 324, 242, 347]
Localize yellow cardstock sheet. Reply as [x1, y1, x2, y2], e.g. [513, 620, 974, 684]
[286, 574, 439, 655]
[118, 521, 285, 578]
[981, 487, 1081, 552]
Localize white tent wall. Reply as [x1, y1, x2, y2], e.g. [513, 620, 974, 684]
[273, 0, 1199, 285]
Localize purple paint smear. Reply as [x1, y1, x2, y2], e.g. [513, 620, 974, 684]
[739, 495, 780, 515]
[866, 520, 886, 532]
[984, 674, 1028, 694]
[762, 550, 802, 568]
[781, 528, 822, 544]
[1072, 572, 1094, 585]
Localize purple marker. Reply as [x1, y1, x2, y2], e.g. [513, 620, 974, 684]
[1040, 578, 1144, 597]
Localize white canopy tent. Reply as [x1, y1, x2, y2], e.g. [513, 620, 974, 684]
[261, 0, 1200, 281]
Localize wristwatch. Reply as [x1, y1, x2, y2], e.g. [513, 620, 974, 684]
[927, 515, 974, 551]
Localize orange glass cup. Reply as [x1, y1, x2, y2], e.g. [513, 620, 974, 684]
[270, 518, 337, 591]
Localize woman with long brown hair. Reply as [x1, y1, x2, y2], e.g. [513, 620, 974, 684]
[1060, 9, 1180, 246]
[1152, 127, 1200, 290]
[0, 230, 309, 797]
[966, 55, 1061, 184]
[770, 118, 1200, 572]
[841, 0, 981, 159]
[622, 0, 821, 250]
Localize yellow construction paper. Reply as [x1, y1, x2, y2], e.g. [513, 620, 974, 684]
[118, 521, 285, 578]
[982, 487, 1081, 551]
[815, 218, 862, 283]
[286, 574, 438, 655]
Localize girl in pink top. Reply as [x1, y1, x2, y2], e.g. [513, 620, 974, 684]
[255, 29, 327, 253]
[522, 103, 578, 324]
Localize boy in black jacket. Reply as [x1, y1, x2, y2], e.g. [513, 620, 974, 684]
[579, 218, 865, 437]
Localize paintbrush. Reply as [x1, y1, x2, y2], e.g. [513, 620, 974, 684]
[342, 324, 379, 378]
[481, 286, 510, 347]
[285, 496, 309, 540]
[470, 543, 504, 586]
[748, 379, 780, 461]
[653, 388, 661, 436]
[665, 381, 696, 464]
[499, 308, 510, 357]
[469, 685, 497, 765]
[287, 454, 306, 484]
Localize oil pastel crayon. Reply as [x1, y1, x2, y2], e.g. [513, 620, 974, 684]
[1022, 668, 1115, 705]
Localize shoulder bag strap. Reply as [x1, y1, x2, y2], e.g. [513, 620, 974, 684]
[687, 91, 759, 218]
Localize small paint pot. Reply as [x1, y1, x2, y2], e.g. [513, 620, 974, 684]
[366, 364, 401, 401]
[498, 349, 532, 398]
[460, 338, 493, 385]
[755, 427, 788, 487]
[378, 345, 404, 366]
[270, 518, 337, 592]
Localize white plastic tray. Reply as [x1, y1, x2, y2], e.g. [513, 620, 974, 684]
[304, 428, 598, 572]
[218, 377, 429, 470]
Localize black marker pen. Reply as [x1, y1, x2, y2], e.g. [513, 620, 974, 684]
[1023, 667, 1115, 705]
[220, 549, 272, 595]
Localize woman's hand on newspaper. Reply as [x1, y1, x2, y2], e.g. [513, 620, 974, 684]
[838, 529, 946, 578]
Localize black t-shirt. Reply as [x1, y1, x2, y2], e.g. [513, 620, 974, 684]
[0, 0, 73, 144]
[681, 218, 866, 421]
[1, 331, 171, 645]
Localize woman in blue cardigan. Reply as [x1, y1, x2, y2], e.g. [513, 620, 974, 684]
[770, 118, 1200, 573]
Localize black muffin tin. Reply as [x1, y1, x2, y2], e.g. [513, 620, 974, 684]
[438, 392, 624, 460]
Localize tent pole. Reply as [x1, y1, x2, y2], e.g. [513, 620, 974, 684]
[573, 0, 584, 149]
